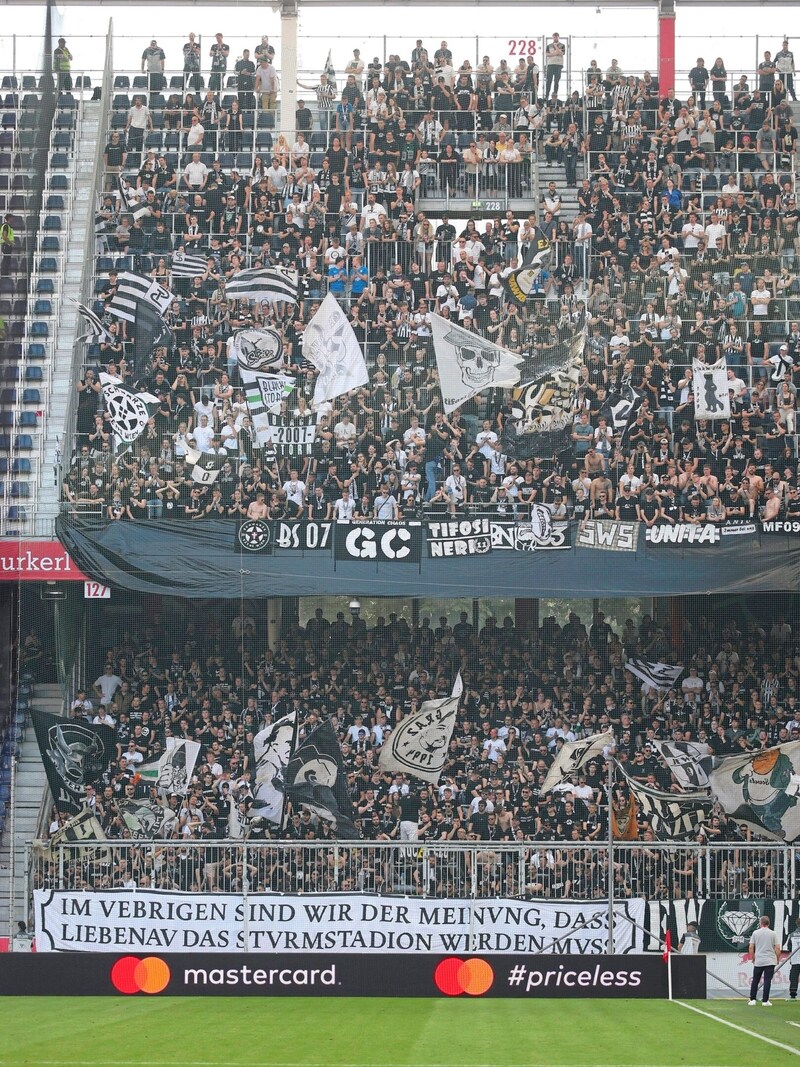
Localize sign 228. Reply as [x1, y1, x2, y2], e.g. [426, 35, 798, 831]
[508, 39, 537, 56]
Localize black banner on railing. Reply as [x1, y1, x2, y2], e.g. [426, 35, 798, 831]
[0, 952, 705, 999]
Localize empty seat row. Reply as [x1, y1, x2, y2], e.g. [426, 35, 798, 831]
[0, 391, 40, 410]
[0, 434, 36, 450]
[0, 411, 39, 428]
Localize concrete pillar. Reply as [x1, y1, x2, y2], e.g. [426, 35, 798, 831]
[266, 597, 281, 651]
[279, 0, 298, 142]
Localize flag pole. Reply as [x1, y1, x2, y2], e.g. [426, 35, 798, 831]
[607, 754, 614, 955]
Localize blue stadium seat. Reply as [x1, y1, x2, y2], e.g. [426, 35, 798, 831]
[40, 236, 61, 252]
[0, 389, 16, 407]
[0, 412, 14, 427]
[10, 481, 31, 498]
[0, 434, 10, 450]
[113, 75, 130, 89]
[11, 458, 31, 475]
[38, 257, 59, 272]
[132, 75, 148, 90]
[75, 76, 92, 90]
[15, 434, 33, 450]
[3, 367, 19, 382]
[25, 367, 44, 383]
[57, 93, 77, 109]
[49, 174, 69, 191]
[52, 132, 73, 150]
[17, 412, 38, 428]
[42, 215, 62, 230]
[49, 152, 70, 169]
[26, 344, 46, 361]
[0, 458, 7, 474]
[112, 93, 130, 110]
[21, 77, 37, 91]
[21, 390, 40, 407]
[36, 278, 55, 294]
[6, 505, 26, 523]
[29, 322, 49, 338]
[255, 133, 273, 151]
[33, 299, 53, 315]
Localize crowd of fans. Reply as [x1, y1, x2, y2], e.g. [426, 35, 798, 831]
[34, 602, 799, 898]
[59, 32, 800, 527]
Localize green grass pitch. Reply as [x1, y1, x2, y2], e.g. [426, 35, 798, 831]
[0, 997, 798, 1066]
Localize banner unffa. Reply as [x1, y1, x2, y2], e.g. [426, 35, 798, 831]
[33, 890, 644, 954]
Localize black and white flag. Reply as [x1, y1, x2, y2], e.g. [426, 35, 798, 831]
[136, 739, 201, 797]
[31, 709, 116, 814]
[284, 720, 359, 838]
[621, 770, 712, 839]
[107, 271, 174, 323]
[98, 372, 160, 449]
[117, 798, 178, 839]
[225, 265, 299, 304]
[185, 446, 227, 485]
[539, 730, 615, 794]
[378, 674, 462, 784]
[625, 658, 683, 692]
[653, 740, 713, 790]
[693, 357, 730, 420]
[253, 412, 317, 455]
[76, 302, 114, 345]
[170, 251, 209, 278]
[242, 372, 295, 415]
[600, 384, 642, 437]
[431, 314, 522, 413]
[251, 711, 297, 825]
[118, 175, 151, 221]
[236, 327, 285, 374]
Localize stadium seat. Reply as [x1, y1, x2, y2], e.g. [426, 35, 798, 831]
[132, 75, 148, 90]
[52, 131, 73, 150]
[20, 390, 40, 407]
[38, 257, 59, 272]
[25, 366, 44, 382]
[20, 77, 36, 91]
[17, 412, 37, 428]
[11, 457, 31, 475]
[29, 322, 49, 338]
[35, 278, 55, 294]
[33, 299, 52, 316]
[40, 236, 61, 252]
[49, 174, 69, 191]
[0, 389, 16, 407]
[57, 92, 77, 109]
[113, 75, 130, 89]
[26, 345, 46, 362]
[49, 152, 70, 168]
[10, 481, 31, 498]
[14, 434, 33, 450]
[42, 215, 62, 231]
[75, 76, 92, 90]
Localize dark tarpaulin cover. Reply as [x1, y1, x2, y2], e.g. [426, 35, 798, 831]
[56, 516, 800, 600]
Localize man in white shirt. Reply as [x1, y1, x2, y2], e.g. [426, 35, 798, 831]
[183, 152, 209, 191]
[374, 484, 400, 520]
[444, 466, 467, 515]
[404, 417, 426, 450]
[282, 472, 306, 515]
[704, 212, 726, 250]
[681, 212, 705, 251]
[70, 689, 94, 720]
[334, 415, 357, 451]
[190, 414, 215, 452]
[475, 420, 498, 461]
[360, 193, 387, 230]
[93, 666, 122, 705]
[748, 916, 781, 1005]
[126, 97, 151, 151]
[333, 488, 356, 521]
[678, 921, 701, 955]
[185, 115, 205, 149]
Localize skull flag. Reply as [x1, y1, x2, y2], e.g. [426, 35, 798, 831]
[430, 313, 523, 413]
[31, 709, 116, 814]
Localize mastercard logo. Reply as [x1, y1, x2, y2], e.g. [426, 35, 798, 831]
[110, 955, 171, 995]
[434, 957, 494, 996]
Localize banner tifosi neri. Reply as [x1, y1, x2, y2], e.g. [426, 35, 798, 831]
[577, 520, 640, 552]
[625, 659, 683, 692]
[378, 674, 463, 784]
[302, 292, 370, 406]
[430, 314, 522, 413]
[31, 710, 116, 814]
[620, 769, 713, 839]
[136, 739, 201, 796]
[334, 522, 424, 563]
[76, 302, 114, 345]
[693, 357, 730, 420]
[185, 446, 227, 485]
[236, 327, 285, 374]
[225, 265, 299, 304]
[107, 271, 173, 323]
[539, 730, 615, 795]
[251, 711, 297, 825]
[99, 372, 160, 450]
[708, 742, 800, 841]
[653, 740, 712, 790]
[489, 514, 570, 552]
[254, 412, 317, 455]
[285, 720, 359, 838]
[427, 519, 493, 558]
[169, 251, 209, 278]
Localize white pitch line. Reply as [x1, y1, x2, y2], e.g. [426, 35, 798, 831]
[789, 1021, 800, 1030]
[675, 1001, 800, 1058]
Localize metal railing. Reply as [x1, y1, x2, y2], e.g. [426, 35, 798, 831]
[28, 839, 798, 901]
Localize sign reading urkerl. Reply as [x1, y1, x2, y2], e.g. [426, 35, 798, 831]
[0, 541, 88, 581]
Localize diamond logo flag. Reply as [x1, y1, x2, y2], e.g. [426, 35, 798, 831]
[431, 313, 522, 413]
[539, 730, 615, 795]
[302, 292, 369, 405]
[378, 674, 463, 784]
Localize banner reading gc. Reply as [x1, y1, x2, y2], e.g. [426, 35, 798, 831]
[34, 891, 645, 954]
[334, 523, 424, 563]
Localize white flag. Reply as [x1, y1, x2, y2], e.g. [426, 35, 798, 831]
[185, 446, 226, 484]
[625, 658, 683, 692]
[430, 313, 522, 413]
[98, 372, 159, 448]
[241, 369, 295, 415]
[708, 742, 800, 841]
[539, 730, 614, 795]
[137, 739, 201, 797]
[693, 357, 730, 420]
[378, 674, 463, 784]
[251, 711, 297, 825]
[302, 293, 369, 405]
